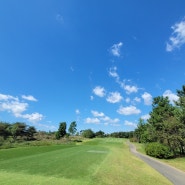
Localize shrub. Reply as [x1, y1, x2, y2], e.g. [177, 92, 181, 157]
[82, 129, 95, 138]
[145, 142, 174, 159]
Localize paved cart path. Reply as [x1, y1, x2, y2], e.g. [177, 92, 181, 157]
[129, 142, 185, 185]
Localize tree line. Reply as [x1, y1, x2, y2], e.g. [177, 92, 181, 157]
[55, 121, 133, 139]
[133, 85, 185, 158]
[0, 122, 36, 142]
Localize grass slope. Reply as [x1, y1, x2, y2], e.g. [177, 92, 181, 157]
[134, 142, 185, 172]
[0, 138, 172, 185]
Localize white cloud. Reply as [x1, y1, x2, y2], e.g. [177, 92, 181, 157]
[108, 67, 139, 94]
[133, 97, 141, 103]
[0, 93, 43, 123]
[100, 116, 119, 124]
[124, 120, 137, 128]
[1, 101, 28, 117]
[106, 92, 123, 103]
[93, 86, 106, 97]
[22, 95, 37, 102]
[117, 105, 141, 115]
[108, 66, 119, 79]
[21, 113, 43, 122]
[124, 85, 138, 94]
[163, 90, 179, 104]
[142, 92, 152, 105]
[91, 110, 105, 117]
[75, 109, 80, 114]
[0, 93, 18, 101]
[84, 117, 100, 124]
[85, 110, 120, 126]
[141, 114, 150, 120]
[166, 19, 185, 52]
[110, 42, 123, 57]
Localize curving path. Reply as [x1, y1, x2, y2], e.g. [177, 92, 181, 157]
[129, 142, 185, 185]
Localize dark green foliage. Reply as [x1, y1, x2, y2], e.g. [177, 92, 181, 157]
[0, 122, 11, 139]
[95, 130, 105, 138]
[133, 85, 185, 158]
[145, 142, 174, 159]
[10, 122, 27, 141]
[68, 121, 77, 136]
[56, 122, 67, 139]
[26, 126, 36, 140]
[82, 129, 95, 138]
[109, 132, 130, 138]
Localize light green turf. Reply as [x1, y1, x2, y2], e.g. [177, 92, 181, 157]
[0, 138, 172, 185]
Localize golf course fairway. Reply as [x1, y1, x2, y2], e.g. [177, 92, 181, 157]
[0, 138, 172, 185]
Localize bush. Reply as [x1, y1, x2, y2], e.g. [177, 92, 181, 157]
[82, 129, 95, 138]
[145, 142, 174, 159]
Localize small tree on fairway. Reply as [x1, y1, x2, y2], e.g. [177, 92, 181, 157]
[56, 122, 67, 139]
[68, 121, 77, 135]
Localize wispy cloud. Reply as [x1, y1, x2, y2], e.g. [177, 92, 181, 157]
[110, 42, 123, 57]
[90, 96, 94, 100]
[163, 90, 179, 104]
[166, 18, 185, 52]
[124, 120, 137, 128]
[75, 109, 80, 114]
[93, 86, 106, 97]
[133, 97, 141, 103]
[124, 84, 138, 94]
[108, 66, 139, 94]
[56, 14, 64, 23]
[85, 117, 100, 124]
[141, 92, 152, 105]
[106, 92, 123, 103]
[84, 110, 120, 126]
[117, 105, 141, 115]
[91, 110, 104, 117]
[22, 95, 37, 102]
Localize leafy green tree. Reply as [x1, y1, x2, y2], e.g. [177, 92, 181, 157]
[68, 121, 77, 135]
[176, 85, 185, 124]
[26, 126, 36, 140]
[175, 85, 185, 154]
[82, 129, 95, 138]
[56, 122, 67, 139]
[10, 122, 27, 141]
[0, 122, 11, 139]
[95, 130, 105, 138]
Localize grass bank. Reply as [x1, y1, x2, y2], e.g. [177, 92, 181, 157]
[0, 138, 172, 185]
[134, 142, 185, 172]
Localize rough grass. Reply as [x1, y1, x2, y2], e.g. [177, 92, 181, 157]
[134, 142, 185, 172]
[0, 138, 172, 185]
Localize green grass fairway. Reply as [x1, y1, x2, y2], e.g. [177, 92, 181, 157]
[0, 139, 172, 185]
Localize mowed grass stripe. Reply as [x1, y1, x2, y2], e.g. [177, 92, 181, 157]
[90, 140, 172, 185]
[0, 138, 172, 185]
[0, 143, 109, 179]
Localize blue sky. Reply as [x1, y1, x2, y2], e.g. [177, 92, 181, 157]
[0, 0, 185, 133]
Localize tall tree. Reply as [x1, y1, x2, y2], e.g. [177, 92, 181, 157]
[68, 121, 77, 136]
[175, 85, 185, 154]
[56, 122, 67, 139]
[176, 85, 185, 124]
